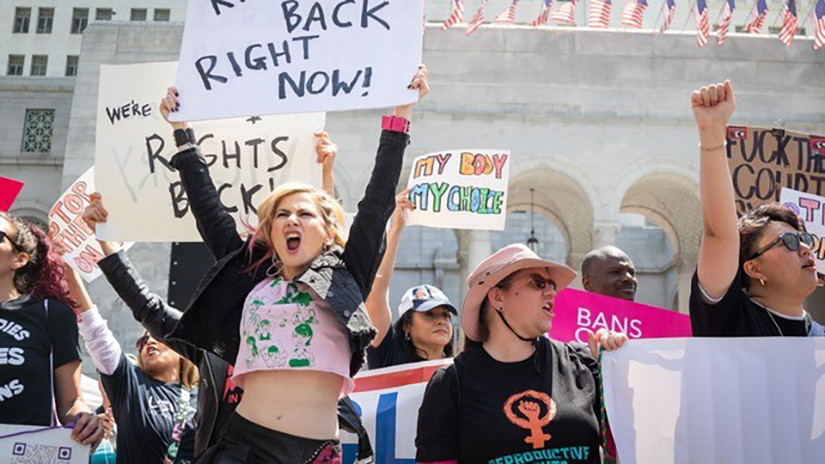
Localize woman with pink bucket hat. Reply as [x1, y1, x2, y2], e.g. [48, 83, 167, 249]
[415, 244, 627, 464]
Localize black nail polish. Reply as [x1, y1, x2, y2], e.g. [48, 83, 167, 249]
[174, 92, 179, 97]
[176, 102, 180, 109]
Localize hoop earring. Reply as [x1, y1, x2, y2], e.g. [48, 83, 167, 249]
[266, 255, 281, 277]
[405, 331, 411, 341]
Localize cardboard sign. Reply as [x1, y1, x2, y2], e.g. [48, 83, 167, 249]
[94, 62, 325, 242]
[550, 289, 692, 343]
[726, 126, 825, 215]
[341, 359, 451, 463]
[0, 424, 89, 464]
[48, 167, 132, 283]
[779, 187, 825, 273]
[406, 149, 510, 230]
[170, 0, 424, 121]
[602, 338, 825, 464]
[0, 177, 24, 212]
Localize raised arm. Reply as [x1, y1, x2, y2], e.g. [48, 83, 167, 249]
[366, 189, 412, 347]
[81, 194, 201, 364]
[694, 80, 739, 300]
[342, 66, 429, 296]
[160, 88, 245, 259]
[315, 130, 338, 197]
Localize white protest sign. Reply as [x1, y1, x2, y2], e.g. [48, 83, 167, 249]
[0, 424, 89, 464]
[602, 338, 825, 464]
[48, 167, 133, 283]
[170, 0, 424, 121]
[406, 149, 510, 230]
[780, 187, 825, 273]
[340, 359, 451, 463]
[94, 62, 325, 242]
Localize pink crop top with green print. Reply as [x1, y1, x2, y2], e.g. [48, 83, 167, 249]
[234, 276, 354, 397]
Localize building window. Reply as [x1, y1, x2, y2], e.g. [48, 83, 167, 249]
[96, 8, 113, 21]
[13, 7, 31, 33]
[7, 55, 24, 76]
[37, 8, 54, 34]
[130, 9, 147, 21]
[71, 8, 89, 34]
[154, 9, 171, 22]
[65, 56, 79, 77]
[30, 55, 48, 76]
[21, 110, 56, 153]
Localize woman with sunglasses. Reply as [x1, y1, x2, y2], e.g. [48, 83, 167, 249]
[0, 213, 103, 447]
[416, 244, 627, 464]
[690, 80, 824, 337]
[60, 255, 200, 463]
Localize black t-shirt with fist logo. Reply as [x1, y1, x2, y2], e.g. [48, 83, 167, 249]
[0, 295, 81, 425]
[416, 337, 602, 464]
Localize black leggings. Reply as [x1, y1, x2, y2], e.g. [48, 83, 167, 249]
[195, 413, 342, 464]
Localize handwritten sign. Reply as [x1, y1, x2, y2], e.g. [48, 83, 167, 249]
[0, 424, 89, 464]
[726, 126, 825, 215]
[779, 187, 825, 273]
[94, 62, 325, 242]
[0, 177, 24, 212]
[406, 149, 510, 230]
[550, 289, 692, 344]
[169, 0, 424, 121]
[602, 338, 825, 464]
[48, 167, 133, 283]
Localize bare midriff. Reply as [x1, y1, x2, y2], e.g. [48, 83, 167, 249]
[235, 369, 344, 440]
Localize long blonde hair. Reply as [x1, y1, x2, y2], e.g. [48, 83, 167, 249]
[248, 183, 347, 272]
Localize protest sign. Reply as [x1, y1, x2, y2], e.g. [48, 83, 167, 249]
[779, 187, 825, 273]
[94, 62, 325, 242]
[602, 338, 825, 464]
[169, 0, 424, 121]
[48, 167, 133, 283]
[406, 149, 510, 230]
[341, 359, 451, 463]
[550, 289, 691, 343]
[726, 126, 825, 215]
[0, 177, 24, 212]
[0, 424, 89, 464]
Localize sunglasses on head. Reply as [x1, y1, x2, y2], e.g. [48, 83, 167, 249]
[135, 333, 150, 351]
[0, 231, 24, 252]
[747, 232, 814, 261]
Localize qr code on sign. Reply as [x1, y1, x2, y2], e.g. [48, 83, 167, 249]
[10, 442, 72, 463]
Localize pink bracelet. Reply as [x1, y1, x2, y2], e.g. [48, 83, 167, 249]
[382, 115, 410, 134]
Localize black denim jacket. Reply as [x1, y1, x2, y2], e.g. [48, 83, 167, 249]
[167, 129, 410, 377]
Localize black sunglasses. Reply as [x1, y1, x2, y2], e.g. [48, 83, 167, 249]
[747, 232, 814, 261]
[0, 231, 24, 252]
[135, 333, 150, 351]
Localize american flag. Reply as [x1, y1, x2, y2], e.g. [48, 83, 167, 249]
[551, 0, 578, 24]
[494, 0, 519, 23]
[589, 0, 612, 27]
[466, 0, 489, 35]
[441, 0, 465, 30]
[778, 0, 798, 46]
[659, 0, 676, 32]
[743, 0, 768, 33]
[815, 0, 825, 50]
[695, 0, 710, 46]
[529, 0, 553, 26]
[622, 0, 648, 28]
[717, 0, 735, 45]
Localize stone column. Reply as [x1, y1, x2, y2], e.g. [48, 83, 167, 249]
[592, 222, 621, 249]
[456, 230, 493, 341]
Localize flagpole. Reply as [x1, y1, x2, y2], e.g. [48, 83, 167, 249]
[770, 0, 787, 27]
[683, 0, 697, 28]
[714, 3, 725, 24]
[654, 2, 664, 29]
[801, 0, 817, 29]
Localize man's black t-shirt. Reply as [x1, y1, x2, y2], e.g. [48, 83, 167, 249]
[367, 325, 418, 369]
[416, 337, 602, 464]
[690, 271, 810, 337]
[0, 295, 81, 425]
[101, 354, 197, 463]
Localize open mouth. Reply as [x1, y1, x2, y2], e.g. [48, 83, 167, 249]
[542, 302, 554, 317]
[803, 259, 816, 271]
[618, 286, 636, 294]
[285, 232, 301, 253]
[146, 346, 159, 356]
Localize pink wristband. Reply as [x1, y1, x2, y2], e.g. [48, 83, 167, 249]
[381, 115, 410, 134]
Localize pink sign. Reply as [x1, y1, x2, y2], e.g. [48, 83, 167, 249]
[0, 177, 24, 212]
[550, 288, 692, 344]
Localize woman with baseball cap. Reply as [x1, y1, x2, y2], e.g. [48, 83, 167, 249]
[365, 190, 457, 368]
[415, 244, 627, 464]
